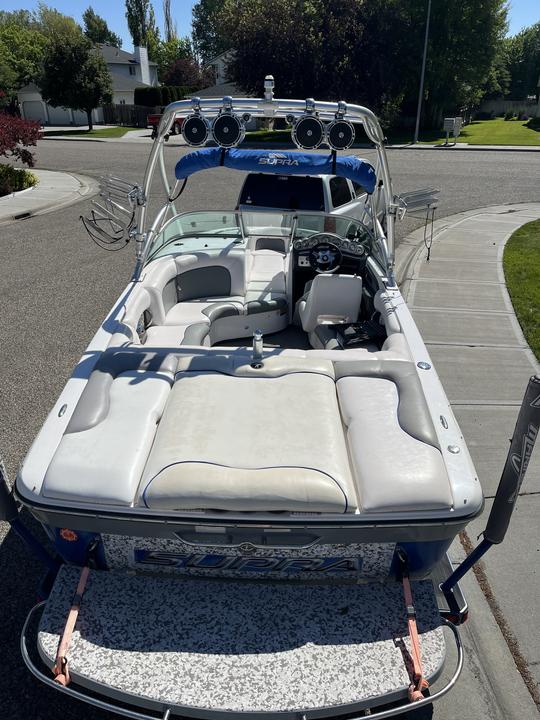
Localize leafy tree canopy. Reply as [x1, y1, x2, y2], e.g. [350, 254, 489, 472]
[155, 36, 193, 79]
[83, 6, 122, 47]
[192, 0, 231, 64]
[41, 34, 113, 130]
[125, 0, 160, 60]
[0, 112, 41, 167]
[217, 0, 508, 127]
[505, 22, 540, 100]
[162, 56, 213, 89]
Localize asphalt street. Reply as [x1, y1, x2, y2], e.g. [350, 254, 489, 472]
[0, 139, 539, 719]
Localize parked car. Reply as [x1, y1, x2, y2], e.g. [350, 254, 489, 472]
[147, 112, 183, 139]
[237, 172, 370, 219]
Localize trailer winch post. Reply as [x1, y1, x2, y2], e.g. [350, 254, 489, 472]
[441, 374, 540, 595]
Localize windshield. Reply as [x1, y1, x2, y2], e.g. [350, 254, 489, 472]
[147, 210, 375, 262]
[239, 174, 325, 212]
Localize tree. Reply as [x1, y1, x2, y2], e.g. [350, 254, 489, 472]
[0, 112, 40, 167]
[125, 0, 160, 60]
[0, 13, 48, 93]
[192, 0, 231, 64]
[83, 7, 122, 47]
[155, 36, 192, 79]
[163, 0, 176, 42]
[41, 35, 113, 130]
[162, 57, 213, 89]
[505, 22, 540, 100]
[219, 0, 508, 128]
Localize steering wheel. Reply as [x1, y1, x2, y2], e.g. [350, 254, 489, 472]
[307, 233, 343, 273]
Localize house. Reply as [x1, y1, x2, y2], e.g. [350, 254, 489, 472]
[206, 50, 234, 86]
[17, 45, 158, 126]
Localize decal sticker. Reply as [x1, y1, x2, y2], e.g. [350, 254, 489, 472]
[133, 550, 362, 574]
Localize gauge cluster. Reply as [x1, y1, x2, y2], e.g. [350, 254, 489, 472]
[293, 235, 365, 256]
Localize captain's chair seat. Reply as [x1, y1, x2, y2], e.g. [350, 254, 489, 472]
[297, 274, 363, 333]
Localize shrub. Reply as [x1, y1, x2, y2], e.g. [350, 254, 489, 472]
[474, 111, 493, 121]
[134, 86, 162, 107]
[0, 164, 38, 196]
[161, 86, 171, 106]
[504, 111, 514, 121]
[0, 113, 41, 167]
[526, 117, 540, 130]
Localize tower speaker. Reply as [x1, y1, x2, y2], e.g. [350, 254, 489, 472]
[326, 119, 355, 150]
[212, 113, 244, 148]
[292, 116, 324, 150]
[182, 114, 210, 146]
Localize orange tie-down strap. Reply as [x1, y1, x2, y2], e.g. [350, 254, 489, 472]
[52, 566, 90, 686]
[401, 572, 430, 702]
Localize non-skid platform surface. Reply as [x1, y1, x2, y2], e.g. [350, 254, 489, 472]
[39, 567, 445, 715]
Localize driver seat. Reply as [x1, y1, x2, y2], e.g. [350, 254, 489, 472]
[297, 274, 363, 333]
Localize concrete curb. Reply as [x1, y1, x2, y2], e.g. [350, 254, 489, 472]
[387, 144, 540, 152]
[0, 169, 99, 225]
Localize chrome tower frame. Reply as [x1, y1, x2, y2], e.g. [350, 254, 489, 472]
[132, 96, 398, 286]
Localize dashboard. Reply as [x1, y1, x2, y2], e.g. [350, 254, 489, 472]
[291, 230, 371, 301]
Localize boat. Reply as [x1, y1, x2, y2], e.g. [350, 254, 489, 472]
[2, 81, 539, 719]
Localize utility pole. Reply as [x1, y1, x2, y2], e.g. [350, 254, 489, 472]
[413, 0, 432, 144]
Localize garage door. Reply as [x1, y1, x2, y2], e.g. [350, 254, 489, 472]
[47, 105, 72, 125]
[23, 101, 46, 123]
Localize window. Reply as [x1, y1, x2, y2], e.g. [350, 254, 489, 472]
[239, 175, 325, 212]
[329, 177, 353, 208]
[352, 180, 368, 198]
[129, 65, 136, 76]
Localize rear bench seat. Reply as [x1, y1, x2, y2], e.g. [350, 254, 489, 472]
[42, 349, 452, 516]
[118, 248, 289, 349]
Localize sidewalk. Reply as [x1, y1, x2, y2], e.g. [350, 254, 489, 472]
[388, 142, 540, 152]
[41, 128, 187, 147]
[396, 203, 540, 717]
[0, 169, 98, 224]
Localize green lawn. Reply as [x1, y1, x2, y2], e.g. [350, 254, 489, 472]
[244, 129, 293, 143]
[389, 118, 540, 146]
[503, 219, 540, 359]
[43, 126, 135, 138]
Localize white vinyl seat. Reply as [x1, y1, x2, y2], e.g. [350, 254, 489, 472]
[297, 274, 363, 333]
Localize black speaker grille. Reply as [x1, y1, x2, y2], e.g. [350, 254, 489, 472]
[327, 120, 355, 150]
[292, 116, 324, 149]
[182, 115, 209, 146]
[212, 114, 244, 147]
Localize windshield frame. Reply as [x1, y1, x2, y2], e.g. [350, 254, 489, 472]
[145, 208, 385, 267]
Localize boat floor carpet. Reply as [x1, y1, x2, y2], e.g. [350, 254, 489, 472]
[38, 566, 446, 715]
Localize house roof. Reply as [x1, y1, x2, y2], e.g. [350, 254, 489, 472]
[99, 44, 158, 67]
[17, 83, 41, 94]
[110, 72, 152, 92]
[205, 49, 234, 66]
[194, 81, 254, 99]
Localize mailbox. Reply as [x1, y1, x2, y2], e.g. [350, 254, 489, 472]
[443, 117, 456, 133]
[443, 117, 462, 143]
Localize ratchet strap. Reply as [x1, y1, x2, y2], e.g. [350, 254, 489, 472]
[52, 565, 90, 686]
[397, 549, 430, 702]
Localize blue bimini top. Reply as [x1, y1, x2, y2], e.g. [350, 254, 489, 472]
[175, 148, 377, 194]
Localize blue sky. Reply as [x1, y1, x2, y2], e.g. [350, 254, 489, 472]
[1, 0, 538, 50]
